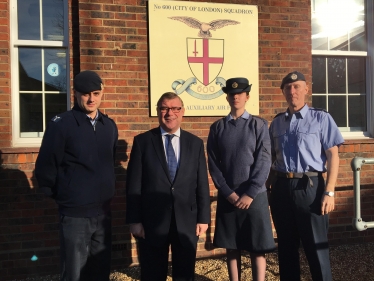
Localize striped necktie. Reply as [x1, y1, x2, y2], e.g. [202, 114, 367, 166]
[166, 134, 177, 182]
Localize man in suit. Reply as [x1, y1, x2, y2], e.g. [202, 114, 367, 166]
[126, 92, 211, 281]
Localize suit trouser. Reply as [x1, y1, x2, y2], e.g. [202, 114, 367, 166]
[269, 175, 332, 281]
[59, 214, 112, 281]
[138, 211, 197, 281]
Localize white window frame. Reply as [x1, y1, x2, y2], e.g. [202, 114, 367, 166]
[10, 0, 70, 147]
[311, 0, 374, 139]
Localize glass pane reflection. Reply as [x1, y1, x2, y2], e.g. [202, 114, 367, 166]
[46, 94, 67, 122]
[349, 14, 366, 51]
[19, 48, 42, 91]
[312, 95, 327, 110]
[18, 0, 40, 40]
[43, 0, 64, 41]
[328, 96, 346, 127]
[328, 58, 346, 94]
[312, 57, 326, 93]
[330, 33, 348, 51]
[311, 0, 366, 51]
[20, 93, 43, 133]
[348, 58, 365, 93]
[348, 96, 366, 129]
[44, 49, 67, 92]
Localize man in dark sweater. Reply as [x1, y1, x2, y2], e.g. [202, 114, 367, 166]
[35, 70, 118, 281]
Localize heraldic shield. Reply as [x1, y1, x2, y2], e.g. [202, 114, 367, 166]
[186, 38, 224, 86]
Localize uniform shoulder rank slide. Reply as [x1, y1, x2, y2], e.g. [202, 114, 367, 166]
[52, 115, 62, 122]
[311, 107, 327, 113]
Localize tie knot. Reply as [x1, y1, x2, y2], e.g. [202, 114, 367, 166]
[166, 134, 174, 140]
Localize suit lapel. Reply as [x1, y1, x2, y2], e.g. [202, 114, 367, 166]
[151, 127, 171, 181]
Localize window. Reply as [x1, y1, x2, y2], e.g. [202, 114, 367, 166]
[11, 0, 69, 147]
[312, 0, 374, 137]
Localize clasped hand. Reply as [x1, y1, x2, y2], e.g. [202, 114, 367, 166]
[227, 192, 253, 209]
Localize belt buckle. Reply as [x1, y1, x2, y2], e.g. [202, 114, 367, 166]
[286, 172, 294, 178]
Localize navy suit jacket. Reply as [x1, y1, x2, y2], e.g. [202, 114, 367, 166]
[126, 127, 211, 247]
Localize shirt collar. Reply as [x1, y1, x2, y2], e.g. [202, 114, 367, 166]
[87, 111, 99, 121]
[72, 106, 104, 125]
[226, 110, 250, 121]
[160, 127, 181, 137]
[285, 104, 309, 120]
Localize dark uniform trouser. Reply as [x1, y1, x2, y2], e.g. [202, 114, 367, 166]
[138, 211, 197, 281]
[59, 214, 112, 281]
[270, 174, 332, 281]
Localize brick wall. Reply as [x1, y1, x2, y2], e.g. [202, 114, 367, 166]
[1, 0, 374, 279]
[0, 0, 11, 149]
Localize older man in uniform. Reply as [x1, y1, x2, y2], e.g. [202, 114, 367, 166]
[35, 70, 118, 281]
[268, 71, 344, 281]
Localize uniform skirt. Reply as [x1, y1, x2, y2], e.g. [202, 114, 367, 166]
[213, 191, 276, 253]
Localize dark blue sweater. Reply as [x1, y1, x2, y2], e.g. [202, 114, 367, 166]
[207, 113, 271, 199]
[35, 105, 118, 217]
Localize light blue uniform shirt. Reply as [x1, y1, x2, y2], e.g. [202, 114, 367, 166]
[269, 104, 344, 173]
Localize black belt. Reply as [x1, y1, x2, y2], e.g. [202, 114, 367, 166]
[275, 171, 322, 179]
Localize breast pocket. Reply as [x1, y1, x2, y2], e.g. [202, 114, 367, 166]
[297, 126, 320, 147]
[272, 129, 287, 152]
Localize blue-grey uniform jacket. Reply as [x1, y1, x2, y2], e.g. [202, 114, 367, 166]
[207, 112, 271, 199]
[35, 105, 118, 217]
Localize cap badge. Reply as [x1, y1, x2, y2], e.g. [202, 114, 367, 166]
[291, 74, 298, 80]
[100, 83, 103, 90]
[232, 82, 238, 88]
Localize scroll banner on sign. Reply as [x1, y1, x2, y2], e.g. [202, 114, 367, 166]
[149, 0, 259, 116]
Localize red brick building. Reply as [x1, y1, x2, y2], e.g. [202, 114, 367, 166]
[1, 0, 374, 279]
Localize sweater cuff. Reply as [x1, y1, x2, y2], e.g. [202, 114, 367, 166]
[245, 185, 266, 199]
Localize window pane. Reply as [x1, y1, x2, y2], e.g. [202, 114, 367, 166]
[312, 57, 326, 93]
[18, 0, 40, 40]
[328, 57, 346, 94]
[328, 96, 346, 127]
[45, 94, 67, 123]
[19, 48, 42, 91]
[347, 57, 365, 93]
[350, 14, 366, 51]
[330, 33, 348, 51]
[312, 0, 366, 51]
[312, 95, 327, 110]
[44, 49, 67, 92]
[43, 0, 64, 41]
[311, 0, 328, 50]
[20, 94, 43, 133]
[348, 95, 366, 129]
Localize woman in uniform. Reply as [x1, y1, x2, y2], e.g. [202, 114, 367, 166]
[207, 77, 275, 281]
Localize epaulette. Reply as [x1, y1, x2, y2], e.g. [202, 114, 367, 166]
[273, 112, 286, 119]
[51, 115, 62, 122]
[310, 107, 328, 113]
[251, 115, 268, 130]
[251, 115, 267, 123]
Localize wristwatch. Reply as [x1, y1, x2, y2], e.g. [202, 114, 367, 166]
[324, 191, 335, 197]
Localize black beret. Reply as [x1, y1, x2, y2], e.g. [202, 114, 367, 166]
[280, 71, 306, 89]
[222, 77, 252, 94]
[73, 70, 103, 93]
